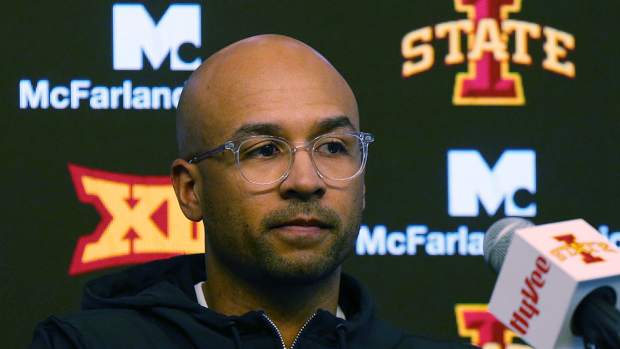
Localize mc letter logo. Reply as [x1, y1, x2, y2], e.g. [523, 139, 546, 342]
[68, 164, 205, 275]
[113, 4, 201, 71]
[448, 150, 536, 217]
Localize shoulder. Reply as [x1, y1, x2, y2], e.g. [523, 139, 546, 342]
[29, 309, 177, 349]
[364, 318, 478, 349]
[394, 335, 480, 349]
[30, 315, 82, 349]
[37, 308, 149, 332]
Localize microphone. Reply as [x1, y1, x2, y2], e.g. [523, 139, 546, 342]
[484, 218, 620, 349]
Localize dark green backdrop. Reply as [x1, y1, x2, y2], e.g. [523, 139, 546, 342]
[3, 1, 619, 348]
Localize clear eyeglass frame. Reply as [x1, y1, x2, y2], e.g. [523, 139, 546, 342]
[187, 131, 375, 185]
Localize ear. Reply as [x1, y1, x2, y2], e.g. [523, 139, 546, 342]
[171, 158, 203, 222]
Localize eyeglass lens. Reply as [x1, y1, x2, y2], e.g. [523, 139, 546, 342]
[237, 134, 365, 184]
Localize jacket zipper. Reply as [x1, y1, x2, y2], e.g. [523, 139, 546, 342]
[261, 313, 287, 349]
[290, 313, 316, 349]
[261, 312, 317, 349]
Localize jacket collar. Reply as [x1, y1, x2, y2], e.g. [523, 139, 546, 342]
[82, 254, 376, 336]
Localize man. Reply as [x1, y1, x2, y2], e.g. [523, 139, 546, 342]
[30, 35, 477, 348]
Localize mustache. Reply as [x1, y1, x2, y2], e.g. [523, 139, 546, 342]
[261, 201, 341, 231]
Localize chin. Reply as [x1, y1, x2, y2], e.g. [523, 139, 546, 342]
[262, 266, 337, 285]
[258, 250, 347, 285]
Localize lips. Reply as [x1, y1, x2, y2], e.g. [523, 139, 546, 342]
[270, 217, 333, 230]
[268, 217, 333, 245]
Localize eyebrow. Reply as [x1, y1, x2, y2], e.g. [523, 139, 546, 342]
[229, 115, 356, 141]
[312, 116, 356, 137]
[230, 123, 284, 140]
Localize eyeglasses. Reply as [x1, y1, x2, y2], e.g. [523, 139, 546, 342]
[188, 131, 375, 185]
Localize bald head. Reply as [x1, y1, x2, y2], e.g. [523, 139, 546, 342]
[175, 34, 358, 158]
[171, 35, 366, 292]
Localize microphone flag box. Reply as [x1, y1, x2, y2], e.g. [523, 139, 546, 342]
[488, 219, 620, 349]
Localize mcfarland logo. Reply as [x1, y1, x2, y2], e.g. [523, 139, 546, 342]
[455, 304, 531, 349]
[551, 233, 616, 264]
[401, 0, 576, 106]
[68, 164, 204, 275]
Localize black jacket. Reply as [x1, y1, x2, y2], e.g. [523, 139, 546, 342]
[30, 254, 477, 349]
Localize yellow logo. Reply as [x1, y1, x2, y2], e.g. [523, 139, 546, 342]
[402, 0, 575, 106]
[551, 233, 615, 264]
[455, 304, 531, 348]
[68, 164, 204, 275]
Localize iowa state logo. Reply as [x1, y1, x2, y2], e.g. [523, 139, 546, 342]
[455, 304, 532, 348]
[68, 164, 204, 275]
[401, 0, 576, 106]
[551, 233, 616, 264]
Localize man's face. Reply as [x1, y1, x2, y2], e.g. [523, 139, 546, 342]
[193, 47, 364, 284]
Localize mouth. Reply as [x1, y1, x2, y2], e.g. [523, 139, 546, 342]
[268, 217, 334, 243]
[270, 217, 333, 230]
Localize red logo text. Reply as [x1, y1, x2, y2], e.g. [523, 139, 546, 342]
[509, 256, 550, 335]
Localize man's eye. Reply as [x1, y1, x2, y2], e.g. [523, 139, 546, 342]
[246, 142, 281, 158]
[317, 141, 348, 155]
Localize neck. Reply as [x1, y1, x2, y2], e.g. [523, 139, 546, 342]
[203, 255, 341, 347]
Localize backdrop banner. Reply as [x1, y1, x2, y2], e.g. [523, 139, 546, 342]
[4, 1, 619, 348]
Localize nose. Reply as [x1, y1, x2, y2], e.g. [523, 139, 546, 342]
[279, 147, 326, 200]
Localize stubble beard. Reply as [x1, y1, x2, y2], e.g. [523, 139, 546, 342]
[205, 200, 363, 286]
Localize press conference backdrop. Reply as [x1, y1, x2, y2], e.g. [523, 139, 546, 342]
[3, 0, 619, 347]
